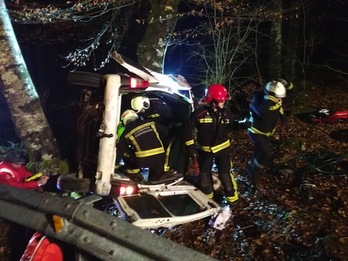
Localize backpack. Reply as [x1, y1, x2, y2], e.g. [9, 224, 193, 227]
[20, 232, 63, 261]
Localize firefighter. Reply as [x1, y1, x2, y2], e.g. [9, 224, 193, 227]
[247, 80, 287, 187]
[131, 94, 184, 174]
[131, 95, 173, 126]
[0, 150, 49, 189]
[184, 84, 239, 206]
[116, 109, 168, 181]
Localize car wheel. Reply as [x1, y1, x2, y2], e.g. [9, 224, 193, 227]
[67, 71, 104, 89]
[57, 174, 91, 193]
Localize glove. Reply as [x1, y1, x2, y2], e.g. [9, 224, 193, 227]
[236, 117, 251, 129]
[37, 175, 49, 187]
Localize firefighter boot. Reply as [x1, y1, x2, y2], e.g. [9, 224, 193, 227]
[219, 172, 239, 207]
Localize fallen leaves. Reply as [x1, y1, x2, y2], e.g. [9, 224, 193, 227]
[167, 85, 348, 260]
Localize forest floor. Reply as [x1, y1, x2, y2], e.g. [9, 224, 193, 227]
[0, 82, 347, 260]
[163, 82, 348, 260]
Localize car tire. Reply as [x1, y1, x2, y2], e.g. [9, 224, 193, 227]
[57, 174, 91, 193]
[67, 71, 104, 89]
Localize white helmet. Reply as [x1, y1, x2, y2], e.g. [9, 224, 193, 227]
[131, 95, 150, 113]
[265, 81, 286, 98]
[121, 109, 139, 125]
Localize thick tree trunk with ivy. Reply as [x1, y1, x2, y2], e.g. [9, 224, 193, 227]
[0, 4, 60, 161]
[138, 0, 179, 72]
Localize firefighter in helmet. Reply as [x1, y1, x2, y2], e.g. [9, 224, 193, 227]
[117, 95, 168, 142]
[247, 80, 287, 187]
[131, 95, 173, 126]
[184, 84, 239, 207]
[131, 94, 186, 174]
[116, 109, 168, 181]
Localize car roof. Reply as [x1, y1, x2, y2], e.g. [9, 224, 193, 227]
[116, 179, 221, 229]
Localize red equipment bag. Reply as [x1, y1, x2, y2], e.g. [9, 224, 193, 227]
[20, 232, 63, 261]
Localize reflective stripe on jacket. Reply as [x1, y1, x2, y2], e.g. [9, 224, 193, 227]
[185, 105, 234, 155]
[248, 92, 284, 136]
[116, 119, 167, 164]
[0, 167, 14, 178]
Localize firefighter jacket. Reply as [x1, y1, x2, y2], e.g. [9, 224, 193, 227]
[248, 91, 285, 136]
[140, 98, 173, 126]
[0, 161, 39, 189]
[185, 105, 235, 156]
[116, 119, 167, 164]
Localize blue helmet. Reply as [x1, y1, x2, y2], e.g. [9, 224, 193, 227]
[4, 150, 26, 165]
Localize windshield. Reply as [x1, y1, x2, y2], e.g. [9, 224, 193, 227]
[177, 89, 192, 101]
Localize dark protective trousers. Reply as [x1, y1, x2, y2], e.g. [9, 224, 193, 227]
[140, 154, 166, 181]
[247, 131, 273, 167]
[247, 131, 273, 186]
[197, 150, 238, 203]
[121, 148, 166, 181]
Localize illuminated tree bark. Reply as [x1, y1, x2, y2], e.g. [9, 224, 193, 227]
[0, 3, 60, 161]
[138, 0, 180, 72]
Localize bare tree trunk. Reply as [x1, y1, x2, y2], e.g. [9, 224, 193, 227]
[268, 0, 283, 79]
[0, 3, 60, 161]
[282, 20, 300, 80]
[282, 1, 300, 81]
[138, 0, 179, 72]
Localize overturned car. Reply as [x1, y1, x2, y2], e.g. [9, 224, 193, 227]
[67, 52, 220, 228]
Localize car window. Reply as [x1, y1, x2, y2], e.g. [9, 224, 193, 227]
[157, 194, 202, 216]
[177, 90, 192, 100]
